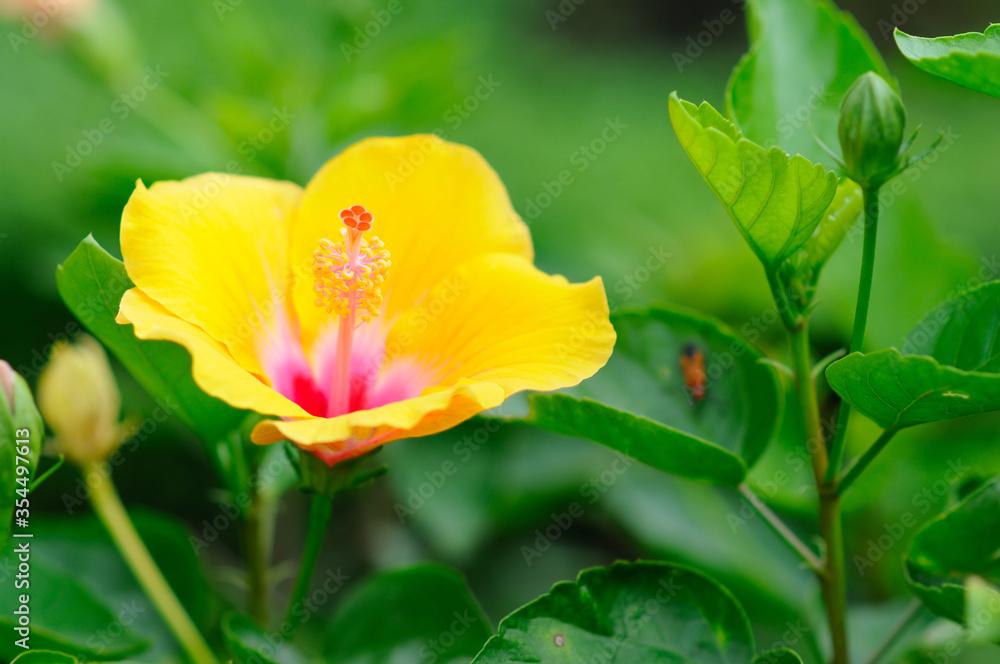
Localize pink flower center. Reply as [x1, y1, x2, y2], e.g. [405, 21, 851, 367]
[260, 317, 427, 419]
[258, 205, 427, 422]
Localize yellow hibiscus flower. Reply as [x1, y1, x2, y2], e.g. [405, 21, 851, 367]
[115, 135, 615, 465]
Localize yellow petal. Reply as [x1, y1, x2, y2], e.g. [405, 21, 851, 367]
[121, 173, 302, 374]
[250, 379, 505, 461]
[388, 253, 616, 395]
[290, 135, 533, 347]
[117, 288, 310, 418]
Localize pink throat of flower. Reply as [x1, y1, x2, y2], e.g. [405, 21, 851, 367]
[261, 317, 427, 420]
[259, 205, 425, 429]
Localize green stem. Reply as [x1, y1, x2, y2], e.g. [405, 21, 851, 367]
[29, 454, 65, 491]
[790, 325, 849, 664]
[790, 324, 829, 485]
[244, 492, 269, 626]
[849, 188, 881, 355]
[819, 487, 849, 664]
[837, 428, 898, 496]
[864, 599, 922, 664]
[83, 461, 219, 664]
[767, 269, 800, 331]
[282, 493, 333, 628]
[737, 484, 823, 573]
[224, 432, 269, 626]
[826, 186, 882, 483]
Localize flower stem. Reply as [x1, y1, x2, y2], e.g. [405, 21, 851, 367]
[837, 428, 898, 496]
[791, 324, 829, 485]
[819, 487, 849, 664]
[767, 269, 799, 331]
[737, 483, 822, 574]
[83, 461, 218, 664]
[244, 491, 269, 626]
[826, 186, 881, 483]
[222, 429, 269, 625]
[283, 493, 333, 628]
[29, 454, 65, 491]
[790, 325, 849, 664]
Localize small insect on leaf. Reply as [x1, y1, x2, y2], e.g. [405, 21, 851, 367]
[680, 343, 707, 403]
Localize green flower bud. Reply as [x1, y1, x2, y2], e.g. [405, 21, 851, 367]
[838, 72, 907, 188]
[37, 334, 125, 466]
[1, 360, 43, 469]
[1, 360, 44, 534]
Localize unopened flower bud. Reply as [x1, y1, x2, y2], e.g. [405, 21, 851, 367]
[0, 0, 97, 36]
[1, 360, 43, 481]
[37, 334, 123, 465]
[838, 72, 907, 188]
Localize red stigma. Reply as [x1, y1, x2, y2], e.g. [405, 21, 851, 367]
[340, 205, 373, 231]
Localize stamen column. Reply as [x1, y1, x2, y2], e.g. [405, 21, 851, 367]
[313, 205, 390, 418]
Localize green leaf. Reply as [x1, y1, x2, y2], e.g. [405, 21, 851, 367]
[524, 306, 781, 486]
[525, 395, 746, 486]
[325, 563, 492, 664]
[752, 650, 804, 664]
[727, 0, 892, 167]
[825, 350, 1000, 430]
[222, 612, 305, 664]
[473, 561, 754, 663]
[901, 280, 1000, 372]
[598, 461, 824, 660]
[12, 652, 80, 663]
[895, 25, 1000, 99]
[904, 475, 1000, 635]
[0, 555, 149, 661]
[56, 235, 245, 443]
[826, 281, 1000, 429]
[717, 0, 877, 309]
[669, 93, 839, 273]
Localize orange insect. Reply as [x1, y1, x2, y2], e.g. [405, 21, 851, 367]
[680, 343, 707, 403]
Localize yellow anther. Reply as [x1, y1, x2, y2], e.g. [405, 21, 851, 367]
[313, 206, 391, 322]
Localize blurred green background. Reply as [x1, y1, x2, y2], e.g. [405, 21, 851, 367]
[2, 0, 1000, 661]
